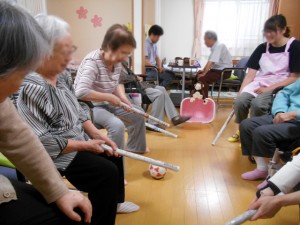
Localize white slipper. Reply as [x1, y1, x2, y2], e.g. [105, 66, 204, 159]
[117, 202, 140, 214]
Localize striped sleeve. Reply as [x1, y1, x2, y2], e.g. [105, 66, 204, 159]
[74, 59, 98, 98]
[17, 83, 68, 159]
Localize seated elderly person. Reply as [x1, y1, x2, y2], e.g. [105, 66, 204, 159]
[74, 24, 148, 154]
[248, 153, 300, 221]
[0, 2, 91, 225]
[121, 63, 191, 128]
[16, 14, 140, 221]
[192, 30, 232, 98]
[239, 78, 300, 182]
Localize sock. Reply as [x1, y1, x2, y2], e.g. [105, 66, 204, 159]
[254, 156, 268, 171]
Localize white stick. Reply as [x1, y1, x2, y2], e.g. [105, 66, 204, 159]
[224, 210, 257, 225]
[145, 122, 178, 138]
[101, 144, 180, 172]
[212, 110, 235, 146]
[120, 102, 170, 127]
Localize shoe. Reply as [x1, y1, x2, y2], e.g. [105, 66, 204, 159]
[241, 169, 268, 180]
[171, 115, 191, 126]
[228, 130, 240, 142]
[117, 202, 140, 214]
[146, 124, 165, 132]
[257, 179, 269, 190]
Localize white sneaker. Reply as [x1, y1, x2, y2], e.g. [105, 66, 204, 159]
[117, 202, 140, 214]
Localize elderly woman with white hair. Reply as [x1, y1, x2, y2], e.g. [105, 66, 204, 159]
[13, 14, 137, 224]
[0, 2, 92, 225]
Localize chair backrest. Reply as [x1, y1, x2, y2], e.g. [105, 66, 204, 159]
[233, 57, 249, 82]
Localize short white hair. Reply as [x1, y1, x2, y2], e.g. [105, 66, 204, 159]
[204, 30, 218, 41]
[35, 14, 70, 55]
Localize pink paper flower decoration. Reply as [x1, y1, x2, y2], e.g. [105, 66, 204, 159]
[76, 6, 88, 19]
[91, 15, 102, 28]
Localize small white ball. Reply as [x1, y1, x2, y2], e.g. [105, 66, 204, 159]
[148, 164, 167, 179]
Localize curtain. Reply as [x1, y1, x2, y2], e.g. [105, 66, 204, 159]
[192, 0, 204, 58]
[17, 0, 47, 15]
[200, 0, 270, 62]
[269, 0, 279, 16]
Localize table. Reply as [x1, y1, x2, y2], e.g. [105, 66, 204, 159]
[167, 64, 201, 101]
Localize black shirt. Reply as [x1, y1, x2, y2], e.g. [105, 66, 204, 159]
[247, 39, 300, 73]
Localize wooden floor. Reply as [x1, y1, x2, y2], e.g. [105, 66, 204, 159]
[116, 106, 299, 225]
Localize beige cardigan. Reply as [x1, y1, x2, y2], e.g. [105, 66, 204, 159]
[0, 98, 68, 204]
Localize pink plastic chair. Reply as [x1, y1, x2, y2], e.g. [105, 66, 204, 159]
[180, 97, 216, 123]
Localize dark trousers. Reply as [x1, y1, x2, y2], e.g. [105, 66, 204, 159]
[0, 152, 121, 225]
[0, 179, 82, 225]
[62, 151, 122, 225]
[196, 69, 231, 97]
[240, 115, 300, 158]
[146, 69, 175, 89]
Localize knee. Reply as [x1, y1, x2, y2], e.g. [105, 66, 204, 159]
[251, 99, 269, 116]
[108, 118, 125, 135]
[234, 95, 247, 111]
[240, 118, 252, 134]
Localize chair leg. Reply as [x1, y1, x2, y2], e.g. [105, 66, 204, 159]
[211, 83, 215, 97]
[217, 80, 223, 104]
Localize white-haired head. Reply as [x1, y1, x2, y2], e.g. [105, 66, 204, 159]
[34, 14, 70, 55]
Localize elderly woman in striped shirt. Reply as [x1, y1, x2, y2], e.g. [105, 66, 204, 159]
[74, 24, 148, 154]
[16, 15, 140, 223]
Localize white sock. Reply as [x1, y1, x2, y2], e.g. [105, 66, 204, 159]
[254, 156, 268, 171]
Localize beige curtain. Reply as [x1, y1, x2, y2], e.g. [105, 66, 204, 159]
[269, 0, 280, 16]
[192, 0, 204, 58]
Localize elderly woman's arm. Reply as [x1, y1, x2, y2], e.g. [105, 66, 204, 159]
[0, 99, 68, 203]
[17, 82, 105, 156]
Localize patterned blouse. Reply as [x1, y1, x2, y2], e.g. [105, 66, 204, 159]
[17, 71, 90, 171]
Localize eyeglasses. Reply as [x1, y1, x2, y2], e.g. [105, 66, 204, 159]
[54, 45, 77, 57]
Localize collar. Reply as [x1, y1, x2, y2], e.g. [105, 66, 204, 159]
[146, 37, 154, 45]
[211, 41, 219, 51]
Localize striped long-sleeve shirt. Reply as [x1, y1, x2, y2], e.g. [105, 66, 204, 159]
[17, 71, 90, 171]
[74, 49, 122, 103]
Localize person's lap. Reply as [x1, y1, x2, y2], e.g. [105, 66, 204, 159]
[241, 115, 300, 157]
[62, 151, 120, 225]
[0, 179, 81, 225]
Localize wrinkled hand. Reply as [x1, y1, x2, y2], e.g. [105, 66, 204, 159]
[97, 135, 120, 157]
[55, 191, 92, 223]
[120, 98, 133, 112]
[273, 112, 297, 124]
[249, 195, 281, 220]
[254, 87, 271, 94]
[85, 139, 106, 154]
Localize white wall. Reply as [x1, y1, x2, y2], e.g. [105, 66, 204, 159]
[158, 0, 194, 61]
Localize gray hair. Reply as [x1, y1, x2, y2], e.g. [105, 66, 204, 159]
[34, 14, 70, 55]
[0, 1, 49, 77]
[204, 30, 218, 41]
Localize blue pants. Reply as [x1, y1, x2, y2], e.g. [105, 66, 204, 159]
[145, 69, 175, 89]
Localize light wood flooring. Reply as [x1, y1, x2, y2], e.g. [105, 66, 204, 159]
[116, 106, 299, 225]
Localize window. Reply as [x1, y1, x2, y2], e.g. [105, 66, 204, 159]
[201, 0, 270, 59]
